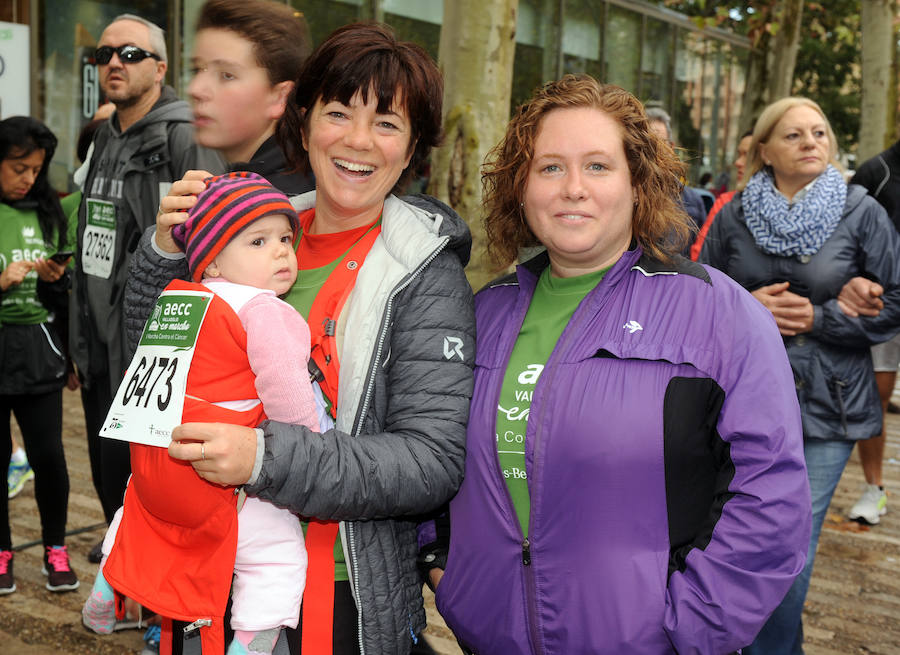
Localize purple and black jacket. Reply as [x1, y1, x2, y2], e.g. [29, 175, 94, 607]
[431, 247, 811, 655]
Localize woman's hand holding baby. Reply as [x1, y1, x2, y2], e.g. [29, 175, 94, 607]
[169, 422, 259, 486]
[155, 170, 214, 253]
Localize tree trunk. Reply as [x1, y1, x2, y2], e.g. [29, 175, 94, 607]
[859, 0, 896, 162]
[739, 0, 804, 136]
[766, 0, 804, 100]
[359, 0, 384, 22]
[429, 0, 519, 291]
[738, 30, 770, 137]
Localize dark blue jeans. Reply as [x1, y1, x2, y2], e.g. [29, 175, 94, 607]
[744, 439, 854, 655]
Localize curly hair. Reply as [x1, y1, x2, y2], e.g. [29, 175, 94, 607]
[0, 116, 67, 250]
[277, 22, 443, 194]
[482, 75, 692, 270]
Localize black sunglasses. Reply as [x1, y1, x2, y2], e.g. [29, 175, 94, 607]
[95, 45, 161, 65]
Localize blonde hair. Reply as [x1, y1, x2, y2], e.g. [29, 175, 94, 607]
[740, 96, 839, 191]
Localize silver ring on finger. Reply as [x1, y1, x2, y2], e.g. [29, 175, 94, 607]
[201, 443, 206, 460]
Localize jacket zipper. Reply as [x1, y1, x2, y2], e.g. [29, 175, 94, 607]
[489, 279, 545, 655]
[182, 618, 212, 634]
[347, 235, 450, 655]
[515, 273, 598, 655]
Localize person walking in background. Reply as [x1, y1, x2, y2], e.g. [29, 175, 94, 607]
[645, 106, 709, 234]
[422, 76, 810, 654]
[71, 13, 224, 564]
[700, 97, 900, 655]
[0, 116, 80, 595]
[833, 139, 900, 525]
[125, 0, 314, 347]
[186, 0, 313, 193]
[690, 130, 753, 260]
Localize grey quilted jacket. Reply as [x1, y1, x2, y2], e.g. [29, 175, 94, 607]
[124, 192, 475, 654]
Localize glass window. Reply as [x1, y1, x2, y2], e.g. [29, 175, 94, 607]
[641, 18, 673, 105]
[718, 47, 748, 189]
[604, 5, 641, 93]
[510, 0, 559, 112]
[672, 27, 704, 179]
[562, 0, 603, 81]
[290, 0, 361, 47]
[384, 0, 442, 61]
[179, 0, 205, 92]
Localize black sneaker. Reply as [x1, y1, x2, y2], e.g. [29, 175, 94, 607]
[88, 538, 104, 564]
[42, 545, 79, 592]
[0, 550, 14, 594]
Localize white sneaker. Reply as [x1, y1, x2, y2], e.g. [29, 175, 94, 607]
[848, 484, 887, 525]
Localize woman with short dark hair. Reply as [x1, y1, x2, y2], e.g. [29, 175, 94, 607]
[128, 23, 474, 655]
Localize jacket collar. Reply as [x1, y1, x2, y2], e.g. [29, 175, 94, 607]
[513, 244, 710, 289]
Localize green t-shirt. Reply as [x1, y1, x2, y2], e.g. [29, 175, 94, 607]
[283, 258, 347, 582]
[0, 194, 79, 324]
[496, 266, 608, 536]
[284, 217, 382, 583]
[283, 259, 339, 320]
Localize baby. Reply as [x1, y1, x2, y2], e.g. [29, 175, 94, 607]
[83, 172, 326, 655]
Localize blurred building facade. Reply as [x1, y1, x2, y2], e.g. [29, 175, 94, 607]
[3, 0, 750, 191]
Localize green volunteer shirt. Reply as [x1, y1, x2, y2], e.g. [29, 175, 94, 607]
[497, 265, 608, 536]
[0, 194, 79, 324]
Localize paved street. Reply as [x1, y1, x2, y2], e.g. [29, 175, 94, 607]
[3, 386, 900, 653]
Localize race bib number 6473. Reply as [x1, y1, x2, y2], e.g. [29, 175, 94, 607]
[101, 290, 213, 447]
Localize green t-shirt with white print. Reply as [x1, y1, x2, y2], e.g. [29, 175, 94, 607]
[496, 265, 608, 536]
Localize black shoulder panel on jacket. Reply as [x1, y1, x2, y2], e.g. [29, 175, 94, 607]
[634, 253, 712, 285]
[479, 271, 518, 293]
[663, 376, 734, 579]
[479, 250, 550, 293]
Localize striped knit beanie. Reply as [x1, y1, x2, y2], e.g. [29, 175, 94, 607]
[172, 172, 299, 282]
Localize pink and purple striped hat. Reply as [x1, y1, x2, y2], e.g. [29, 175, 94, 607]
[172, 171, 299, 282]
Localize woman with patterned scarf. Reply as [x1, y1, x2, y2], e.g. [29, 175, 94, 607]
[701, 96, 900, 655]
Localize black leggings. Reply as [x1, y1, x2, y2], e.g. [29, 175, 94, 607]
[81, 375, 131, 524]
[0, 389, 68, 550]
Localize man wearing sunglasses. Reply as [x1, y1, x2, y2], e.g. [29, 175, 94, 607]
[71, 13, 224, 569]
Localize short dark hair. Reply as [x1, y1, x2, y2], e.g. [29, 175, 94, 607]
[0, 116, 67, 249]
[196, 0, 311, 84]
[278, 22, 443, 194]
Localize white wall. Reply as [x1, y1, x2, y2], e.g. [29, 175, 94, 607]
[0, 22, 30, 119]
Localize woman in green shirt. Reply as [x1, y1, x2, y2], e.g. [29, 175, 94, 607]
[0, 116, 78, 595]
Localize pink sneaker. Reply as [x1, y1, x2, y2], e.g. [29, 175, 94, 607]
[42, 545, 79, 592]
[0, 550, 14, 595]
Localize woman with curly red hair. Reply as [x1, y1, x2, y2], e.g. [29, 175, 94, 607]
[422, 75, 812, 654]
